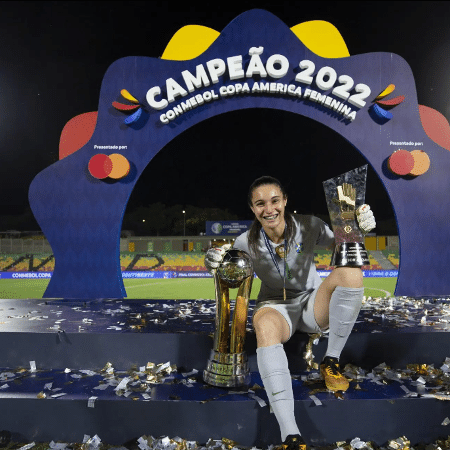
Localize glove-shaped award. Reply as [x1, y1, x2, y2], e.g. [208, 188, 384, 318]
[203, 249, 253, 388]
[323, 165, 370, 267]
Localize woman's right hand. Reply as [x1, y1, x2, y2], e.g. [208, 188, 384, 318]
[204, 244, 231, 273]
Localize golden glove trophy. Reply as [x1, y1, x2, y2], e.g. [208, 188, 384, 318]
[323, 165, 370, 267]
[203, 249, 253, 388]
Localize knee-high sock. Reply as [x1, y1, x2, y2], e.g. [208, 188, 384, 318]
[257, 344, 300, 441]
[325, 286, 364, 359]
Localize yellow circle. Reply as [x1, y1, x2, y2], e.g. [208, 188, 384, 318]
[108, 153, 130, 179]
[409, 150, 430, 176]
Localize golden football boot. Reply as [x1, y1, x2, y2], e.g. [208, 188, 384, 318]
[320, 356, 350, 392]
[279, 435, 308, 450]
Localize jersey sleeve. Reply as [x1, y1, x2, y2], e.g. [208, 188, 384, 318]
[315, 217, 335, 248]
[233, 232, 249, 253]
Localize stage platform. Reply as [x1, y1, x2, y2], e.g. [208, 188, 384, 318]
[0, 297, 449, 448]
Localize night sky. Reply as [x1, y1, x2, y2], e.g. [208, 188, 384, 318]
[2, 1, 450, 228]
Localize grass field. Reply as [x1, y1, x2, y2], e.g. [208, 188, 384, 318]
[0, 276, 398, 300]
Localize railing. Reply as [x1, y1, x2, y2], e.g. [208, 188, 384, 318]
[0, 239, 53, 253]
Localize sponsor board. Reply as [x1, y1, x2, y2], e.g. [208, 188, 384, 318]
[317, 270, 398, 278]
[1, 270, 398, 279]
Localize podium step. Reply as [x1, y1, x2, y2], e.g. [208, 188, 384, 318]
[0, 297, 448, 447]
[0, 297, 448, 370]
[0, 364, 448, 447]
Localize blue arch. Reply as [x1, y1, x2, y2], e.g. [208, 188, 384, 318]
[29, 9, 450, 298]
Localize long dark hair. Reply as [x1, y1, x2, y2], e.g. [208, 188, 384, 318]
[247, 176, 296, 257]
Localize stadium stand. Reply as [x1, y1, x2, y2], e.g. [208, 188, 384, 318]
[382, 249, 399, 268]
[0, 250, 386, 272]
[313, 250, 382, 270]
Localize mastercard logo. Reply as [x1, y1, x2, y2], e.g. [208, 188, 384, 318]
[88, 153, 130, 180]
[388, 149, 430, 177]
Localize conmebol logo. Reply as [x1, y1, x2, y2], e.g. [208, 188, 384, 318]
[211, 223, 222, 234]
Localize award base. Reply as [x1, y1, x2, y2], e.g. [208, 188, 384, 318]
[331, 242, 370, 267]
[203, 350, 250, 388]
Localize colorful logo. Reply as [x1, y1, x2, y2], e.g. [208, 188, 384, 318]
[369, 84, 405, 123]
[211, 223, 223, 234]
[112, 89, 146, 125]
[388, 149, 430, 177]
[88, 153, 130, 180]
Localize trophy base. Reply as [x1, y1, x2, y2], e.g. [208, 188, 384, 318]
[203, 350, 250, 388]
[331, 242, 369, 267]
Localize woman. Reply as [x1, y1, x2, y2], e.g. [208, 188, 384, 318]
[205, 176, 375, 450]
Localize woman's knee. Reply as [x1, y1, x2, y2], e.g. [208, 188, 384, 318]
[330, 267, 363, 288]
[253, 308, 290, 346]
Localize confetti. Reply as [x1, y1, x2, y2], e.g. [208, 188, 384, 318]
[309, 394, 322, 406]
[248, 393, 266, 407]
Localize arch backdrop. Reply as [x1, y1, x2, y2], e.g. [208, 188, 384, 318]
[29, 9, 450, 299]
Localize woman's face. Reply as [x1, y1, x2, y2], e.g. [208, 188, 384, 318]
[250, 184, 287, 232]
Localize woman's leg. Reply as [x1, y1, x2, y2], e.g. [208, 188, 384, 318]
[313, 267, 364, 390]
[253, 307, 300, 442]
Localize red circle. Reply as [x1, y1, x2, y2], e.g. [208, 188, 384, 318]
[388, 150, 415, 176]
[88, 154, 113, 179]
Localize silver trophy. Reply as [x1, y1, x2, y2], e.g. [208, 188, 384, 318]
[323, 165, 370, 267]
[203, 249, 253, 388]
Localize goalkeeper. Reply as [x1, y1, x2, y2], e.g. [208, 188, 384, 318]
[205, 176, 375, 450]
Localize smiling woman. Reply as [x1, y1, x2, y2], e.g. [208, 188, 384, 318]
[249, 178, 288, 243]
[207, 169, 370, 443]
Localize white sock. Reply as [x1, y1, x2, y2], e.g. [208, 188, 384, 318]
[325, 286, 364, 359]
[257, 344, 300, 441]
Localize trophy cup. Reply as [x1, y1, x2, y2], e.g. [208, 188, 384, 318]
[203, 249, 253, 388]
[323, 165, 370, 267]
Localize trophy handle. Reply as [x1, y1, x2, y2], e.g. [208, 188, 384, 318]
[213, 271, 230, 353]
[230, 276, 253, 354]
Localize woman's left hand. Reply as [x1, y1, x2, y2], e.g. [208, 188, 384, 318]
[356, 204, 376, 234]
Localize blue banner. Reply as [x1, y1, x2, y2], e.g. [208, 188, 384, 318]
[0, 270, 398, 279]
[206, 220, 253, 236]
[122, 271, 174, 279]
[317, 270, 398, 278]
[175, 272, 213, 278]
[0, 272, 53, 279]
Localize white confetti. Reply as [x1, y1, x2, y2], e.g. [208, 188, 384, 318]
[114, 377, 131, 391]
[350, 438, 367, 449]
[182, 369, 198, 377]
[249, 393, 266, 407]
[414, 376, 426, 385]
[51, 393, 67, 398]
[155, 362, 171, 373]
[309, 395, 322, 406]
[138, 437, 150, 450]
[19, 443, 35, 450]
[49, 441, 68, 450]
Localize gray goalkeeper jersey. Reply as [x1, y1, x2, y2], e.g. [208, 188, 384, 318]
[233, 215, 334, 302]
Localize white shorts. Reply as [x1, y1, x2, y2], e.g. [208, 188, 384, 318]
[252, 286, 322, 337]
